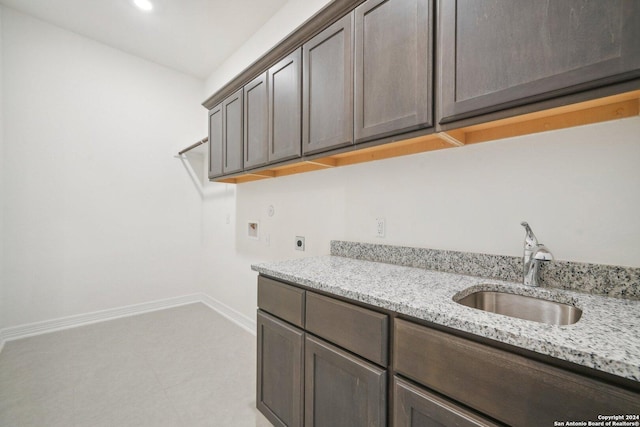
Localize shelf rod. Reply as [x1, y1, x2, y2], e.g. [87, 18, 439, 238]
[178, 137, 208, 155]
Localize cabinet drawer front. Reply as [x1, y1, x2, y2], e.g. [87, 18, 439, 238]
[394, 319, 640, 426]
[306, 292, 388, 366]
[257, 276, 305, 328]
[305, 335, 387, 427]
[393, 376, 499, 427]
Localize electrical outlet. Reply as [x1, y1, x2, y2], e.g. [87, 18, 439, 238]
[376, 218, 385, 238]
[295, 236, 305, 251]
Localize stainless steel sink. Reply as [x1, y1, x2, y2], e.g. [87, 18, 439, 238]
[456, 290, 582, 325]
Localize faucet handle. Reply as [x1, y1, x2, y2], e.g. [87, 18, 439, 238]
[521, 221, 538, 248]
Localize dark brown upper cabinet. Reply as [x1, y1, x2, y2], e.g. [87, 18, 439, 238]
[268, 49, 302, 163]
[256, 275, 640, 427]
[209, 89, 243, 178]
[438, 0, 640, 127]
[303, 13, 354, 155]
[244, 73, 269, 170]
[354, 0, 433, 143]
[208, 103, 223, 179]
[222, 88, 244, 174]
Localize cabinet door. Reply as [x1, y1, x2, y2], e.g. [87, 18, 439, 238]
[222, 88, 243, 174]
[305, 335, 386, 427]
[269, 49, 302, 163]
[208, 103, 223, 178]
[438, 0, 640, 125]
[354, 0, 433, 143]
[244, 73, 269, 169]
[394, 377, 499, 427]
[257, 310, 304, 427]
[303, 13, 354, 155]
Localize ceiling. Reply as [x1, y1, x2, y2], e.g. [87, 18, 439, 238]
[0, 0, 288, 79]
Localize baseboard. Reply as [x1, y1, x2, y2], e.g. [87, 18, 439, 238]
[200, 293, 257, 336]
[0, 293, 256, 352]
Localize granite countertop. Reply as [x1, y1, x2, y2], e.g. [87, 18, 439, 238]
[252, 255, 640, 382]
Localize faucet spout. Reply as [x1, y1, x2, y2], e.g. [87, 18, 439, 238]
[520, 222, 553, 286]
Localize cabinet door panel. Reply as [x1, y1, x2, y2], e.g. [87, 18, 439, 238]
[303, 13, 354, 155]
[257, 310, 304, 427]
[438, 0, 640, 124]
[305, 335, 386, 427]
[394, 377, 499, 427]
[269, 49, 302, 162]
[355, 0, 433, 142]
[222, 88, 243, 174]
[244, 73, 269, 169]
[208, 103, 223, 178]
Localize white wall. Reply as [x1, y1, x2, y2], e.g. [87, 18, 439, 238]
[0, 8, 206, 329]
[204, 118, 640, 324]
[344, 117, 640, 264]
[200, 1, 640, 326]
[0, 6, 5, 328]
[232, 117, 640, 268]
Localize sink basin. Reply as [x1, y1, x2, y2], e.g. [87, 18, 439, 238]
[456, 290, 582, 325]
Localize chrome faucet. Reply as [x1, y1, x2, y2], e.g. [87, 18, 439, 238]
[521, 222, 554, 287]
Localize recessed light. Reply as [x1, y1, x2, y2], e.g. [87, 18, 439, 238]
[133, 0, 153, 11]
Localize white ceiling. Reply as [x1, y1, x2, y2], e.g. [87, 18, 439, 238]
[0, 0, 288, 79]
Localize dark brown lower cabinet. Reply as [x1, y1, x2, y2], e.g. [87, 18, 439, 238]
[257, 310, 304, 427]
[257, 275, 640, 427]
[257, 276, 389, 426]
[393, 377, 499, 427]
[393, 318, 640, 427]
[305, 335, 387, 427]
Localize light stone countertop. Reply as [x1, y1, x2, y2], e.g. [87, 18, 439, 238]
[252, 255, 640, 382]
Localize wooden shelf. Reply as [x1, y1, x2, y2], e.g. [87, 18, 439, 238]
[213, 90, 640, 184]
